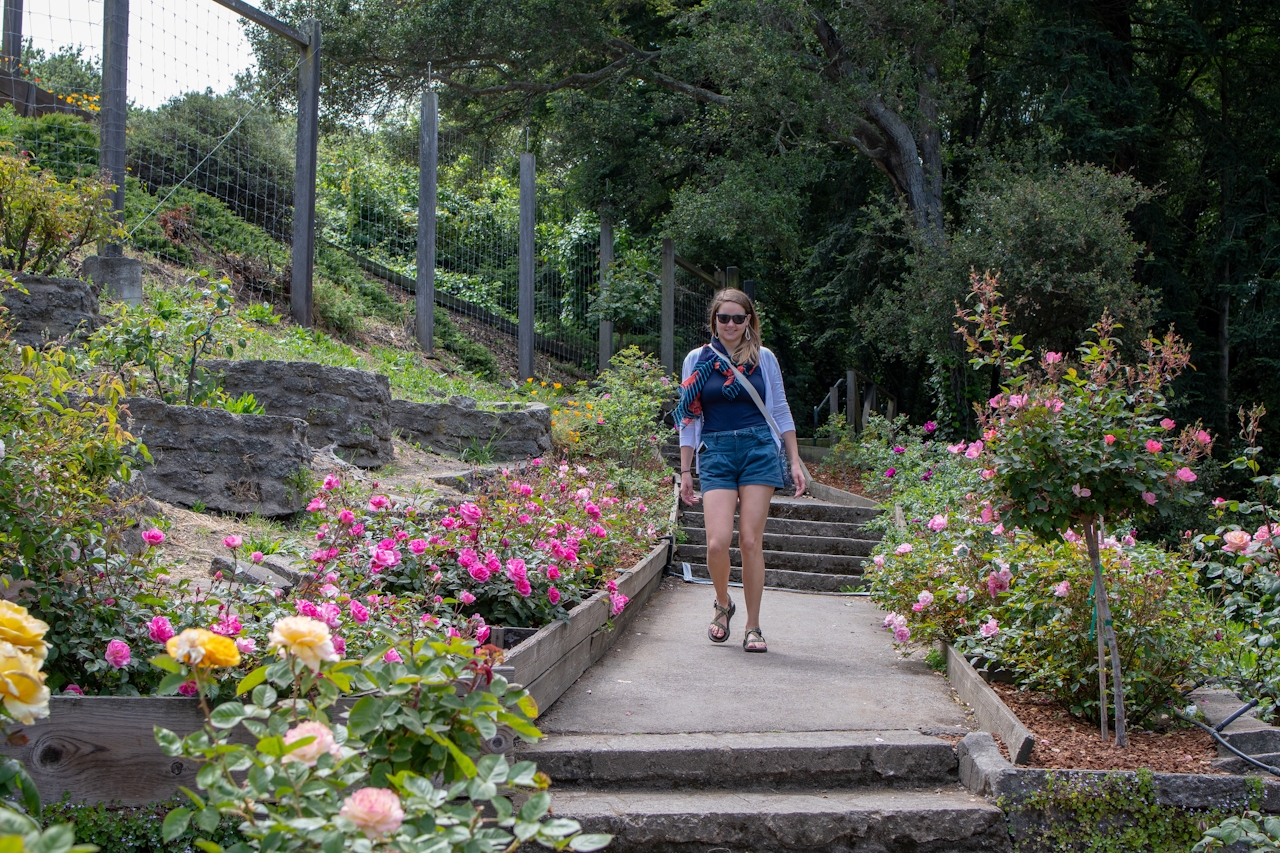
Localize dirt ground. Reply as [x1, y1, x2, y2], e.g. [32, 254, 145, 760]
[992, 682, 1223, 774]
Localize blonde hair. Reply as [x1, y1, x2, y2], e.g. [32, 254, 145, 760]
[708, 288, 761, 366]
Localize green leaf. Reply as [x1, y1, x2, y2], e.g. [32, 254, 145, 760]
[154, 727, 183, 755]
[518, 792, 550, 822]
[156, 672, 188, 696]
[162, 808, 192, 843]
[149, 654, 181, 674]
[194, 842, 224, 853]
[236, 666, 268, 697]
[30, 823, 76, 853]
[195, 807, 221, 833]
[427, 731, 477, 778]
[256, 736, 285, 758]
[346, 697, 383, 736]
[209, 702, 248, 729]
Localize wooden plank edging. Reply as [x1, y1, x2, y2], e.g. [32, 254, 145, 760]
[946, 643, 1035, 765]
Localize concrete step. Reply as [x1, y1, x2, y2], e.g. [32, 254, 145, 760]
[680, 512, 878, 540]
[681, 562, 864, 592]
[543, 787, 1010, 853]
[520, 730, 958, 791]
[675, 544, 866, 575]
[679, 528, 876, 557]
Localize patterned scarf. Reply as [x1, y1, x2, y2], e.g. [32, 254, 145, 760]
[672, 342, 758, 427]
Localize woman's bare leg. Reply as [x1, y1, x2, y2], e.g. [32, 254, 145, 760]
[737, 484, 775, 631]
[702, 488, 739, 639]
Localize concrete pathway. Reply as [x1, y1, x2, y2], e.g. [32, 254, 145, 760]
[538, 578, 973, 737]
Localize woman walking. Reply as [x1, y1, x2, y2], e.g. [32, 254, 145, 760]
[673, 288, 805, 653]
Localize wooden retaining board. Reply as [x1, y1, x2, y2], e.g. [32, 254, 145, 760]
[946, 644, 1035, 765]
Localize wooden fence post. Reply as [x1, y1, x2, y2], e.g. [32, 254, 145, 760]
[660, 238, 675, 373]
[99, 0, 129, 256]
[2, 0, 20, 72]
[415, 89, 438, 353]
[290, 19, 321, 328]
[518, 152, 536, 380]
[598, 212, 614, 372]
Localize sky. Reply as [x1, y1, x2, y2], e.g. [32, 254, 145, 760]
[25, 0, 261, 108]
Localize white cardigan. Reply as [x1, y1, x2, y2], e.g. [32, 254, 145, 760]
[678, 345, 797, 472]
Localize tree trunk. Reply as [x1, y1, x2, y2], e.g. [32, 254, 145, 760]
[1085, 518, 1128, 746]
[1220, 271, 1230, 436]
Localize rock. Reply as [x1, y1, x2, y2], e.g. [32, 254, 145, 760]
[81, 256, 142, 305]
[209, 555, 292, 591]
[121, 397, 312, 517]
[3, 275, 102, 348]
[207, 360, 394, 468]
[392, 399, 552, 460]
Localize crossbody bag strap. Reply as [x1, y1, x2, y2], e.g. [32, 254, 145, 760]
[724, 358, 811, 491]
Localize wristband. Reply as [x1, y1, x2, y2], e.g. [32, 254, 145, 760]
[680, 469, 692, 474]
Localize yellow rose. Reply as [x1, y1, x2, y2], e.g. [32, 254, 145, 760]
[267, 616, 338, 673]
[0, 642, 49, 724]
[0, 601, 49, 661]
[166, 629, 241, 669]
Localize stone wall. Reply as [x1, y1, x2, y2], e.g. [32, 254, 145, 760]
[207, 359, 394, 467]
[122, 397, 312, 517]
[4, 276, 101, 348]
[392, 396, 552, 460]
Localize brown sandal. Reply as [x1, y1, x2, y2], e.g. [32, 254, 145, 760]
[743, 628, 767, 653]
[708, 599, 735, 643]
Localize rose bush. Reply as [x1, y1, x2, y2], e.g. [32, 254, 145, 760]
[153, 614, 609, 853]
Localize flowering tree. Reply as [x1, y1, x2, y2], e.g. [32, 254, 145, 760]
[959, 271, 1211, 746]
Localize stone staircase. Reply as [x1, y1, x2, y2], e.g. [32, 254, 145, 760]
[663, 442, 881, 592]
[523, 713, 1010, 852]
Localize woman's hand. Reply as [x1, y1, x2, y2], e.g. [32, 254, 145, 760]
[790, 456, 806, 497]
[680, 471, 700, 505]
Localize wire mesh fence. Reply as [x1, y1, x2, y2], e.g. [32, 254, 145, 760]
[8, 0, 694, 379]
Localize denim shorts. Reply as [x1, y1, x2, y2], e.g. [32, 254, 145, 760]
[699, 424, 786, 492]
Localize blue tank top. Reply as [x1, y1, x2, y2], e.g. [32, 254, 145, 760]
[698, 342, 767, 433]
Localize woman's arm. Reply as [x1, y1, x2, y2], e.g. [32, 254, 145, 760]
[678, 350, 702, 505]
[764, 350, 805, 496]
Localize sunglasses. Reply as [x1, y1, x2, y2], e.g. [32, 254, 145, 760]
[715, 313, 749, 325]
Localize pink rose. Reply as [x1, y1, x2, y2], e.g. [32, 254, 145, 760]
[368, 495, 390, 511]
[1008, 394, 1028, 409]
[283, 721, 340, 766]
[223, 535, 242, 549]
[955, 586, 971, 604]
[236, 637, 257, 654]
[148, 615, 175, 644]
[339, 787, 405, 839]
[1197, 430, 1213, 445]
[1071, 484, 1092, 498]
[548, 586, 561, 605]
[927, 514, 948, 532]
[965, 441, 984, 459]
[307, 498, 327, 513]
[459, 591, 476, 605]
[338, 510, 355, 525]
[979, 617, 1000, 638]
[884, 468, 897, 478]
[981, 469, 995, 480]
[893, 626, 911, 644]
[1053, 581, 1070, 598]
[468, 565, 491, 583]
[1175, 467, 1197, 483]
[609, 592, 629, 616]
[178, 680, 198, 696]
[1142, 491, 1157, 506]
[459, 503, 483, 525]
[212, 615, 242, 636]
[946, 442, 966, 454]
[1160, 418, 1176, 430]
[547, 566, 561, 580]
[64, 684, 84, 696]
[895, 543, 913, 555]
[251, 551, 264, 564]
[408, 539, 428, 555]
[1043, 352, 1062, 364]
[332, 635, 347, 656]
[349, 601, 369, 623]
[1145, 440, 1163, 454]
[323, 474, 341, 491]
[141, 528, 165, 547]
[105, 639, 131, 669]
[505, 558, 527, 581]
[872, 555, 885, 567]
[515, 578, 533, 597]
[1104, 434, 1116, 445]
[383, 649, 403, 663]
[1223, 530, 1253, 553]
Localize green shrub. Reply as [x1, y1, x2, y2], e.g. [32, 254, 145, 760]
[0, 107, 98, 181]
[433, 306, 500, 380]
[42, 797, 243, 853]
[0, 151, 121, 275]
[559, 347, 675, 466]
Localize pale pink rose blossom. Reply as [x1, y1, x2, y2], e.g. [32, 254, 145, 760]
[1160, 418, 1176, 430]
[979, 618, 1000, 638]
[1175, 467, 1197, 483]
[965, 441, 985, 459]
[1043, 352, 1062, 364]
[894, 543, 913, 555]
[223, 535, 242, 549]
[1008, 394, 1028, 409]
[927, 514, 948, 532]
[141, 528, 166, 546]
[1145, 440, 1163, 454]
[1142, 492, 1157, 506]
[236, 637, 256, 654]
[339, 787, 405, 838]
[1053, 581, 1070, 598]
[1072, 484, 1092, 498]
[1197, 430, 1213, 445]
[282, 721, 341, 766]
[872, 555, 886, 567]
[1223, 530, 1253, 553]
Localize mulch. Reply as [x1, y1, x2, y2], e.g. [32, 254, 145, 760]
[808, 465, 877, 499]
[991, 683, 1224, 774]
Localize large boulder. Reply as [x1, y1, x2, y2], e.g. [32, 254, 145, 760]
[207, 359, 394, 467]
[392, 396, 552, 460]
[122, 398, 312, 517]
[3, 276, 101, 348]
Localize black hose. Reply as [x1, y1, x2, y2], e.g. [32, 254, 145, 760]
[1168, 706, 1280, 777]
[1215, 698, 1261, 733]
